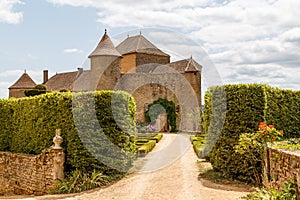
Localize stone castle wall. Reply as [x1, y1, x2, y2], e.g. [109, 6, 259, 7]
[136, 53, 170, 67]
[116, 72, 201, 132]
[264, 147, 300, 194]
[9, 88, 28, 98]
[0, 148, 64, 196]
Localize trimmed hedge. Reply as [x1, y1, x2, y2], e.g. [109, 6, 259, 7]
[151, 133, 163, 143]
[190, 135, 205, 157]
[203, 84, 300, 183]
[0, 91, 137, 174]
[138, 140, 156, 156]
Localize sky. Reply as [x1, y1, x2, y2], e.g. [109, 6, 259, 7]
[0, 0, 300, 99]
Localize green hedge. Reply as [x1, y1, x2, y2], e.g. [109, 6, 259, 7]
[0, 91, 137, 174]
[151, 133, 163, 143]
[138, 140, 156, 156]
[203, 84, 300, 183]
[265, 87, 300, 138]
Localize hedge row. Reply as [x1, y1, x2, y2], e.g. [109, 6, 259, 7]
[138, 140, 156, 156]
[0, 91, 137, 174]
[203, 84, 300, 183]
[151, 133, 163, 143]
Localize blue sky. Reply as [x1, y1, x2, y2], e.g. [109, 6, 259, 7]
[1, 0, 300, 98]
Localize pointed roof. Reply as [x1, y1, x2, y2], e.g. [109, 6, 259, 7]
[9, 72, 36, 89]
[88, 30, 121, 58]
[45, 71, 78, 91]
[116, 34, 170, 57]
[167, 57, 202, 73]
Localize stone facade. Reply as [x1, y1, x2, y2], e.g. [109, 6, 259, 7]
[264, 147, 300, 195]
[0, 148, 65, 196]
[116, 72, 200, 131]
[9, 32, 203, 132]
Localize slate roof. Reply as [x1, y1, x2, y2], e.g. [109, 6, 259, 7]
[116, 35, 170, 57]
[167, 57, 202, 73]
[88, 31, 121, 58]
[45, 71, 78, 91]
[9, 72, 36, 89]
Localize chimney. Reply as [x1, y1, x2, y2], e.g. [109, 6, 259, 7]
[77, 68, 83, 76]
[43, 70, 48, 84]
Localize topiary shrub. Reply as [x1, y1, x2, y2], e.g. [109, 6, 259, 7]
[24, 84, 47, 97]
[138, 140, 156, 156]
[0, 91, 137, 175]
[204, 83, 300, 184]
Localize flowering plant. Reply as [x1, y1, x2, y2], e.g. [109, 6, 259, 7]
[234, 122, 283, 185]
[256, 122, 283, 143]
[146, 124, 157, 133]
[235, 122, 283, 155]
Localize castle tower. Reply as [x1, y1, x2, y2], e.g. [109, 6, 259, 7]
[116, 34, 170, 74]
[88, 30, 122, 90]
[9, 71, 36, 98]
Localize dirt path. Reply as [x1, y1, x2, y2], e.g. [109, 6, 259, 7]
[7, 134, 249, 200]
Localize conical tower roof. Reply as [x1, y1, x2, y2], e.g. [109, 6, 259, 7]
[88, 30, 121, 58]
[9, 72, 36, 89]
[185, 57, 202, 72]
[116, 34, 170, 57]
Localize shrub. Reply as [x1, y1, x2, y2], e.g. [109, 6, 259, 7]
[152, 133, 163, 143]
[138, 140, 156, 156]
[234, 122, 283, 185]
[203, 84, 266, 183]
[190, 135, 206, 157]
[244, 179, 298, 200]
[203, 84, 300, 184]
[24, 84, 47, 97]
[52, 169, 122, 194]
[0, 91, 137, 175]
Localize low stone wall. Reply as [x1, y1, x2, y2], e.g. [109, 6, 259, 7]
[0, 148, 64, 196]
[0, 148, 65, 195]
[0, 130, 65, 196]
[264, 147, 300, 193]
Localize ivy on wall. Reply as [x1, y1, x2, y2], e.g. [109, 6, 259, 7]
[145, 98, 177, 132]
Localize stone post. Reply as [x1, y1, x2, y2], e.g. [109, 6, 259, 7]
[51, 129, 65, 181]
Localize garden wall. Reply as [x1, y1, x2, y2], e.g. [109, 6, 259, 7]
[264, 147, 300, 195]
[0, 147, 64, 195]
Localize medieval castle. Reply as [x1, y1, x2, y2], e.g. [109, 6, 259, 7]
[9, 30, 202, 132]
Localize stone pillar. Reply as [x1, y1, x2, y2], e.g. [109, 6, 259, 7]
[51, 129, 65, 181]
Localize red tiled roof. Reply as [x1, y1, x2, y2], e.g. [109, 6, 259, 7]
[167, 58, 202, 73]
[45, 71, 78, 91]
[9, 73, 36, 89]
[116, 34, 170, 57]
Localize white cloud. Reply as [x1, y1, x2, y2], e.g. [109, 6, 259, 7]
[45, 0, 300, 91]
[63, 48, 83, 54]
[0, 0, 24, 24]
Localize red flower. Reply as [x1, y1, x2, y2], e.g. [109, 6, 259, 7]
[269, 125, 274, 129]
[280, 130, 284, 134]
[258, 122, 267, 130]
[273, 137, 277, 140]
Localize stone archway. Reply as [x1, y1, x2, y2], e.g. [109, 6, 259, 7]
[145, 98, 177, 132]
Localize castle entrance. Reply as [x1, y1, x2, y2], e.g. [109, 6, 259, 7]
[145, 98, 177, 132]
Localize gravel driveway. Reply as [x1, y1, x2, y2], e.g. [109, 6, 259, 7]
[6, 133, 249, 200]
